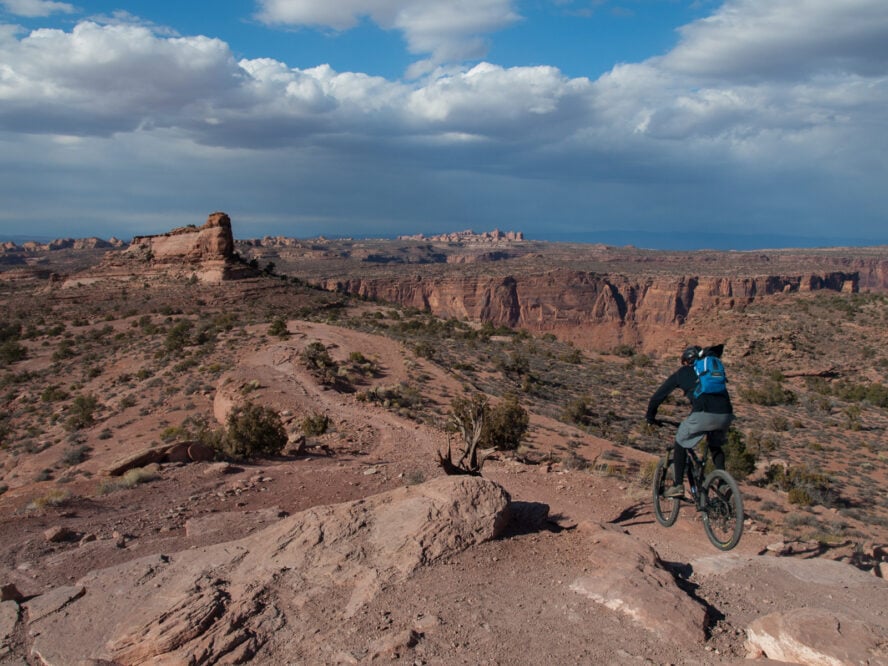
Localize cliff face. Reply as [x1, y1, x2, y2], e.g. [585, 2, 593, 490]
[316, 269, 858, 349]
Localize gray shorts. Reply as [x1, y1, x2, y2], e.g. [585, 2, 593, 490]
[676, 411, 734, 449]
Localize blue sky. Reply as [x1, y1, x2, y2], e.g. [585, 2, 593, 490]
[0, 0, 886, 249]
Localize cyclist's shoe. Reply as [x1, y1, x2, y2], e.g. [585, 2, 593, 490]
[663, 484, 685, 499]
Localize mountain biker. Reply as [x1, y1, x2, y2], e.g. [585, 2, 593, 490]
[646, 345, 734, 499]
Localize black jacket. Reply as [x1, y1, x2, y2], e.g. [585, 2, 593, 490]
[646, 365, 733, 422]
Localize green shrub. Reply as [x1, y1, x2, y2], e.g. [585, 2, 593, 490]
[481, 395, 529, 451]
[301, 342, 341, 385]
[217, 402, 287, 460]
[268, 317, 289, 338]
[302, 412, 330, 436]
[164, 320, 193, 354]
[65, 393, 99, 431]
[60, 444, 91, 466]
[0, 340, 27, 366]
[788, 487, 814, 506]
[562, 396, 590, 426]
[741, 380, 796, 406]
[41, 385, 70, 403]
[723, 428, 756, 481]
[0, 322, 22, 343]
[765, 464, 833, 507]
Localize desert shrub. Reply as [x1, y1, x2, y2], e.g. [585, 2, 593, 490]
[0, 340, 27, 366]
[404, 469, 425, 485]
[843, 405, 862, 431]
[481, 395, 529, 451]
[121, 466, 159, 487]
[301, 412, 330, 436]
[0, 322, 22, 343]
[784, 511, 821, 528]
[788, 487, 815, 506]
[764, 464, 833, 507]
[833, 381, 888, 408]
[745, 430, 780, 455]
[638, 459, 658, 486]
[559, 347, 583, 364]
[412, 341, 435, 359]
[562, 396, 590, 426]
[359, 383, 423, 411]
[98, 465, 159, 494]
[118, 395, 137, 410]
[628, 353, 652, 369]
[27, 488, 71, 510]
[65, 393, 99, 431]
[217, 402, 286, 460]
[41, 385, 70, 403]
[560, 450, 590, 471]
[164, 320, 193, 354]
[268, 317, 289, 338]
[60, 444, 91, 466]
[301, 341, 341, 385]
[346, 351, 379, 376]
[722, 428, 756, 481]
[496, 351, 530, 379]
[160, 425, 187, 442]
[52, 339, 76, 361]
[741, 380, 796, 406]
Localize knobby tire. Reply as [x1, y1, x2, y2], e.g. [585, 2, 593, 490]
[652, 456, 680, 527]
[701, 469, 744, 550]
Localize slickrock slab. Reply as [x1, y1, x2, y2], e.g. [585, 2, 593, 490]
[570, 522, 707, 645]
[747, 608, 888, 665]
[183, 506, 286, 539]
[0, 601, 19, 647]
[691, 553, 888, 664]
[26, 476, 510, 665]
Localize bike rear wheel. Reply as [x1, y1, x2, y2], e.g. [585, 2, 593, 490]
[701, 469, 743, 550]
[653, 455, 680, 526]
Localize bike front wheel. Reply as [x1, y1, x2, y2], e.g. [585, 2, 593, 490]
[653, 455, 680, 527]
[701, 469, 744, 550]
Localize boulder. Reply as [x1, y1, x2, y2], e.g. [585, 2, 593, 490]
[25, 476, 510, 665]
[570, 522, 707, 645]
[102, 446, 168, 476]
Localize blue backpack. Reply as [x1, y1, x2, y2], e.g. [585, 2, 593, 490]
[693, 346, 727, 398]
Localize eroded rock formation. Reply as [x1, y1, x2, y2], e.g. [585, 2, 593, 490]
[76, 212, 251, 283]
[127, 211, 234, 264]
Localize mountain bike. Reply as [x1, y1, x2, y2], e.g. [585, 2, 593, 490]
[651, 425, 744, 551]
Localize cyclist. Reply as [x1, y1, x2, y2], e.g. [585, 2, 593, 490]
[646, 345, 734, 499]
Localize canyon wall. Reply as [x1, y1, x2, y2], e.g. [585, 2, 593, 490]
[313, 269, 858, 350]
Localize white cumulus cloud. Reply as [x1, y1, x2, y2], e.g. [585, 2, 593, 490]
[255, 0, 520, 73]
[1, 0, 75, 18]
[662, 0, 888, 80]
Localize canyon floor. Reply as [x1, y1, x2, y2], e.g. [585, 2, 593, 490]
[0, 239, 886, 664]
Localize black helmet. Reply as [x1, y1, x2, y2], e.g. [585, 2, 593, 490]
[681, 345, 701, 365]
